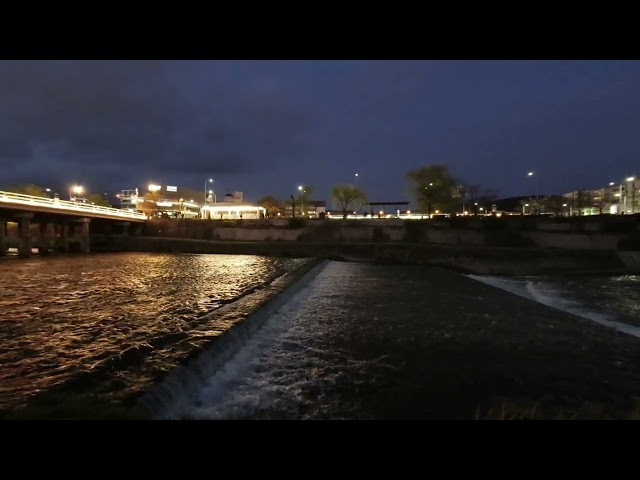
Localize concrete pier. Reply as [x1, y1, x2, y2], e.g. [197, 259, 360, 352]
[77, 218, 91, 253]
[59, 222, 69, 252]
[16, 214, 33, 258]
[37, 222, 53, 255]
[0, 219, 6, 256]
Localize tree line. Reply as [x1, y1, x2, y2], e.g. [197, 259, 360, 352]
[255, 165, 502, 219]
[2, 165, 503, 219]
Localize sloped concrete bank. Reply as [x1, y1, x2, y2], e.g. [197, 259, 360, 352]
[92, 235, 629, 275]
[138, 258, 328, 419]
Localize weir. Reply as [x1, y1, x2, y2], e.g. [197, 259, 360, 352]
[138, 258, 328, 419]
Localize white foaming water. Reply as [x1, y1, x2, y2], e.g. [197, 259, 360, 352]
[171, 261, 380, 420]
[467, 274, 640, 339]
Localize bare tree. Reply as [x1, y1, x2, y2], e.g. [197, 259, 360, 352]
[406, 165, 461, 214]
[257, 196, 283, 218]
[331, 184, 367, 219]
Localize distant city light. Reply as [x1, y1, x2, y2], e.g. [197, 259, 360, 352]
[148, 184, 161, 192]
[627, 177, 636, 182]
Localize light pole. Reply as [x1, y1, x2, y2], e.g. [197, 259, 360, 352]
[528, 171, 539, 214]
[298, 185, 305, 217]
[205, 178, 213, 203]
[354, 173, 359, 187]
[69, 185, 83, 202]
[424, 182, 433, 217]
[208, 189, 216, 203]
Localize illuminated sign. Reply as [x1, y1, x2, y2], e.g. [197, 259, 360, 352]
[166, 186, 177, 192]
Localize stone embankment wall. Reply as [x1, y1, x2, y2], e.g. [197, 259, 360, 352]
[91, 236, 630, 276]
[87, 216, 640, 275]
[140, 216, 640, 250]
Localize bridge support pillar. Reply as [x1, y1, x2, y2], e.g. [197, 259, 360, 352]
[75, 218, 91, 253]
[58, 222, 70, 252]
[16, 214, 33, 258]
[38, 222, 54, 255]
[116, 221, 130, 236]
[0, 220, 6, 256]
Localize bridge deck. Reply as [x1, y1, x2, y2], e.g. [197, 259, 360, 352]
[0, 191, 147, 222]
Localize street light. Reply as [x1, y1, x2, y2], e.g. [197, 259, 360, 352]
[424, 182, 433, 217]
[527, 171, 540, 215]
[70, 185, 83, 201]
[527, 171, 539, 203]
[354, 173, 359, 187]
[298, 185, 305, 217]
[205, 178, 213, 203]
[208, 189, 216, 203]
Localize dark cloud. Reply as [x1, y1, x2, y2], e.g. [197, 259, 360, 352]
[1, 60, 639, 203]
[0, 60, 316, 196]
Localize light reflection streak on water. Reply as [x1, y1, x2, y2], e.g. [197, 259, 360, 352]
[0, 253, 307, 409]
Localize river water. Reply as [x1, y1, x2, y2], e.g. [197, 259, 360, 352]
[0, 253, 309, 411]
[2, 252, 639, 418]
[168, 263, 640, 420]
[467, 274, 640, 336]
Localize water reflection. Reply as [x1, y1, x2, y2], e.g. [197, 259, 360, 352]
[0, 253, 307, 409]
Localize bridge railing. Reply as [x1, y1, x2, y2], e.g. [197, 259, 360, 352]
[0, 190, 147, 220]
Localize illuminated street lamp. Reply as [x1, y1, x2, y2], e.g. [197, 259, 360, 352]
[205, 178, 213, 203]
[424, 182, 434, 217]
[354, 173, 359, 187]
[298, 185, 305, 217]
[527, 171, 539, 204]
[208, 189, 216, 203]
[69, 185, 84, 201]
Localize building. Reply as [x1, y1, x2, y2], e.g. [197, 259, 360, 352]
[200, 204, 266, 220]
[562, 176, 638, 215]
[119, 185, 202, 218]
[116, 189, 140, 212]
[284, 200, 326, 218]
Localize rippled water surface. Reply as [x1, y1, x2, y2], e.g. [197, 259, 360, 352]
[0, 253, 308, 409]
[468, 274, 640, 328]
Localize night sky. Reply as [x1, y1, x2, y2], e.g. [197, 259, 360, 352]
[1, 60, 639, 204]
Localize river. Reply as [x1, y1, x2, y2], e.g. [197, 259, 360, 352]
[0, 252, 309, 411]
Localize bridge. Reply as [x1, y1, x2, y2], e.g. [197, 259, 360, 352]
[0, 190, 147, 257]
